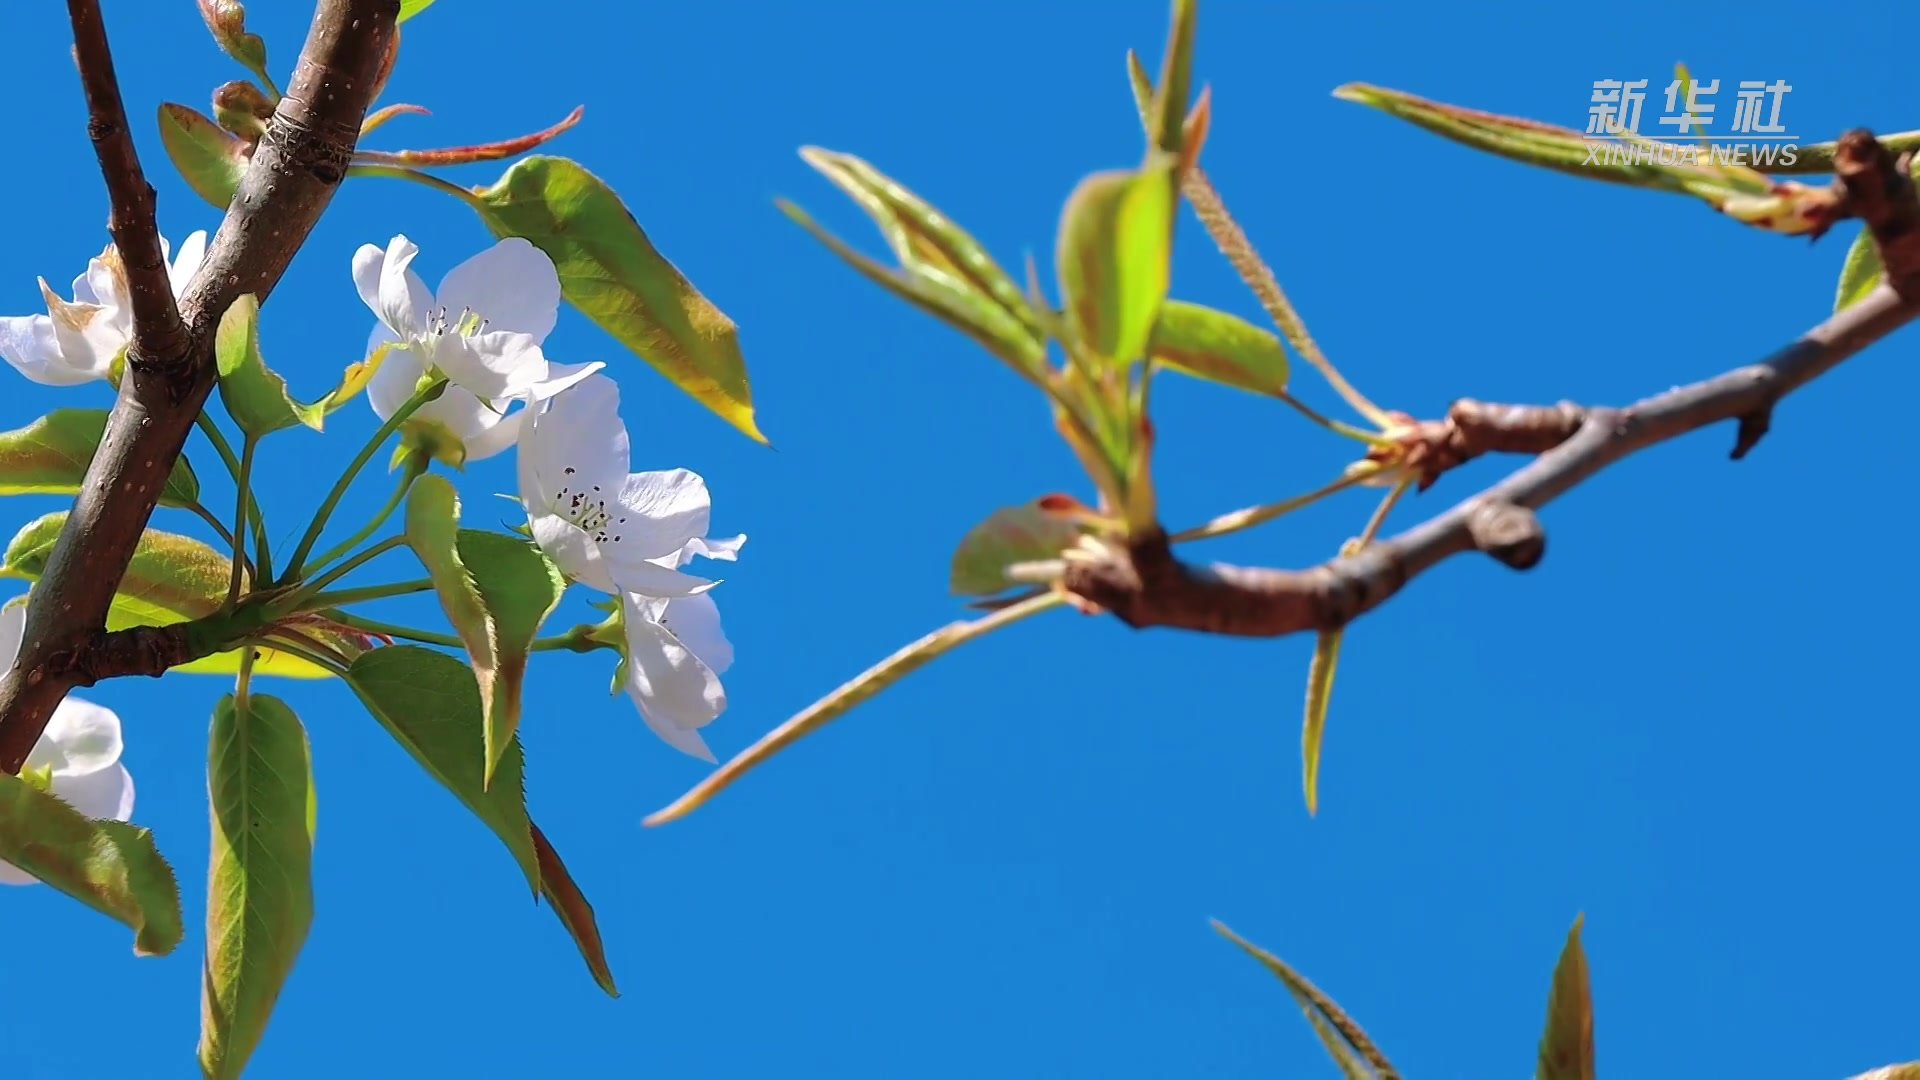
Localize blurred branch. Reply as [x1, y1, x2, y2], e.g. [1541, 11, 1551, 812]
[0, 0, 398, 772]
[1064, 132, 1920, 638]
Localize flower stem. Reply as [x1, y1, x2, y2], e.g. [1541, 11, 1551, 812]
[225, 436, 257, 610]
[295, 579, 433, 611]
[276, 536, 407, 613]
[187, 501, 242, 564]
[1170, 464, 1382, 544]
[321, 612, 603, 653]
[196, 413, 272, 579]
[306, 460, 424, 581]
[283, 376, 444, 580]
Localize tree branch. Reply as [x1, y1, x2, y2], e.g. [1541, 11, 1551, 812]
[1064, 131, 1920, 639]
[65, 0, 189, 369]
[0, 0, 398, 772]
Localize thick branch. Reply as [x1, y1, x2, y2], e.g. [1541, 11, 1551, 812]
[0, 0, 397, 772]
[1066, 133, 1920, 638]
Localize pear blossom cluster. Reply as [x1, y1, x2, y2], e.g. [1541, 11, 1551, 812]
[356, 235, 745, 763]
[0, 229, 743, 843]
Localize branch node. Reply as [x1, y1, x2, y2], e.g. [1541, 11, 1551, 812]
[1730, 406, 1774, 460]
[1466, 501, 1545, 570]
[1834, 129, 1920, 297]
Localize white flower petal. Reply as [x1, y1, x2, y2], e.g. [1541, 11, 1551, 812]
[366, 339, 430, 422]
[672, 533, 747, 567]
[168, 231, 209, 296]
[607, 557, 716, 599]
[0, 315, 94, 387]
[81, 247, 123, 314]
[52, 761, 135, 820]
[460, 403, 525, 462]
[530, 514, 617, 592]
[604, 469, 711, 564]
[523, 371, 630, 515]
[36, 697, 124, 778]
[432, 237, 561, 343]
[0, 596, 25, 670]
[661, 593, 732, 676]
[622, 603, 725, 762]
[372, 235, 432, 337]
[37, 280, 123, 381]
[526, 360, 606, 404]
[431, 328, 545, 401]
[0, 860, 37, 886]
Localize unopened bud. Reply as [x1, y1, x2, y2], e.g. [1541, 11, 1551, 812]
[212, 81, 274, 143]
[196, 0, 271, 80]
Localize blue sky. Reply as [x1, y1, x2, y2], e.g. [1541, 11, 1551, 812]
[3, 1, 1916, 1076]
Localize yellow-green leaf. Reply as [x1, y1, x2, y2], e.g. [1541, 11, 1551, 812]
[396, 0, 435, 21]
[1537, 915, 1596, 1080]
[779, 198, 1047, 382]
[797, 148, 1046, 349]
[473, 156, 763, 443]
[1213, 919, 1399, 1079]
[1145, 0, 1198, 158]
[215, 294, 358, 436]
[1, 513, 355, 679]
[648, 591, 1068, 826]
[0, 410, 199, 507]
[403, 477, 504, 777]
[459, 529, 565, 788]
[1151, 300, 1289, 397]
[1301, 628, 1343, 816]
[949, 499, 1085, 597]
[199, 692, 316, 1080]
[0, 769, 183, 956]
[1836, 230, 1885, 311]
[158, 103, 248, 209]
[1056, 160, 1177, 365]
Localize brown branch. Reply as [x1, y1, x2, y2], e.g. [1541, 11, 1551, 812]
[0, 0, 397, 773]
[66, 0, 189, 370]
[1065, 132, 1920, 639]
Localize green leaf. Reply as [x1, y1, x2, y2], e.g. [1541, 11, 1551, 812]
[403, 475, 500, 765]
[648, 592, 1068, 826]
[0, 409, 199, 507]
[0, 513, 354, 679]
[1537, 915, 1596, 1080]
[1213, 919, 1397, 1079]
[1301, 628, 1343, 816]
[459, 529, 566, 788]
[779, 198, 1047, 382]
[1334, 83, 1842, 237]
[1146, 0, 1198, 158]
[396, 0, 436, 21]
[1151, 300, 1290, 397]
[472, 156, 764, 443]
[200, 692, 316, 1080]
[1056, 160, 1176, 365]
[532, 823, 619, 997]
[795, 148, 1046, 366]
[343, 646, 540, 893]
[1836, 229, 1885, 311]
[216, 294, 354, 436]
[949, 499, 1086, 597]
[158, 103, 248, 209]
[0, 770, 183, 956]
